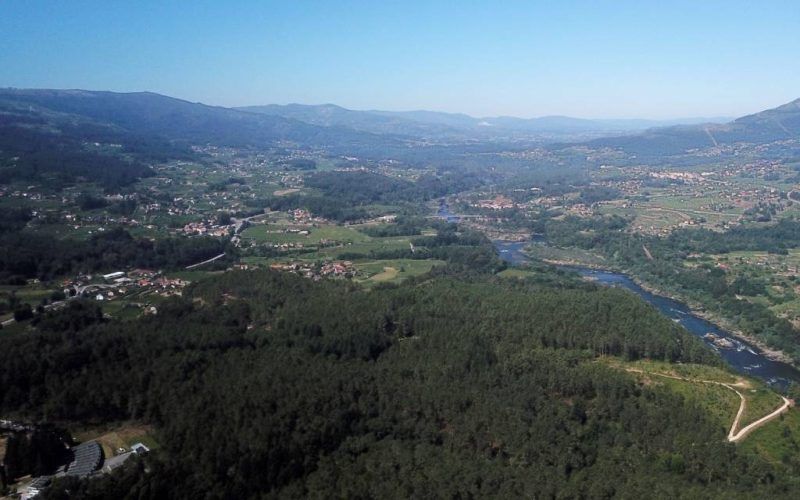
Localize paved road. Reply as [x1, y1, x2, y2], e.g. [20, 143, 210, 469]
[185, 252, 226, 270]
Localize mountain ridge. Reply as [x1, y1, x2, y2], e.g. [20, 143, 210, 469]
[239, 102, 733, 136]
[0, 88, 401, 151]
[1, 88, 797, 161]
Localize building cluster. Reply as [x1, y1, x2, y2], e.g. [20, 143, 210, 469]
[270, 260, 355, 280]
[182, 220, 232, 237]
[16, 440, 151, 500]
[649, 171, 709, 183]
[291, 208, 313, 223]
[476, 195, 515, 210]
[61, 269, 189, 304]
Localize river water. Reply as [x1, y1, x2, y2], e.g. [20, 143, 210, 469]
[437, 201, 800, 388]
[493, 239, 800, 389]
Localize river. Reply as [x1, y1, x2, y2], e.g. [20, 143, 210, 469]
[493, 239, 800, 389]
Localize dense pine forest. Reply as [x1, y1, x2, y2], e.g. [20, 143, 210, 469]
[2, 267, 797, 498]
[4, 3, 800, 497]
[0, 226, 233, 284]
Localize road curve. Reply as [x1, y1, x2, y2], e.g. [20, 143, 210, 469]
[729, 395, 793, 443]
[625, 368, 793, 443]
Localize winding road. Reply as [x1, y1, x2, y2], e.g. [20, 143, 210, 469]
[626, 368, 793, 442]
[729, 393, 793, 443]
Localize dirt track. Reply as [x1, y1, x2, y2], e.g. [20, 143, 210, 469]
[625, 368, 793, 442]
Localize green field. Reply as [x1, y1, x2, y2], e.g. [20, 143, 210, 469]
[739, 387, 785, 428]
[497, 268, 540, 279]
[0, 285, 58, 303]
[241, 223, 371, 245]
[739, 407, 800, 468]
[74, 424, 160, 459]
[612, 358, 739, 384]
[354, 259, 444, 286]
[101, 300, 147, 321]
[603, 358, 787, 440]
[594, 184, 749, 234]
[658, 377, 741, 431]
[316, 236, 413, 258]
[704, 249, 800, 326]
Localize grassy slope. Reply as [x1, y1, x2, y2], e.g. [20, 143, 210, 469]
[603, 358, 788, 441]
[739, 408, 800, 468]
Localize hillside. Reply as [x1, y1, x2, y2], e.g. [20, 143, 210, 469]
[239, 103, 730, 139]
[0, 89, 400, 152]
[4, 269, 799, 498]
[239, 103, 462, 138]
[584, 98, 800, 157]
[730, 98, 800, 141]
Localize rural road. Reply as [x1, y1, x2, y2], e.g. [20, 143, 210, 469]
[625, 368, 793, 442]
[185, 252, 226, 270]
[729, 394, 793, 443]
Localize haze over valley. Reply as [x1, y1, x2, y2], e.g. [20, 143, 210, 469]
[2, 2, 800, 499]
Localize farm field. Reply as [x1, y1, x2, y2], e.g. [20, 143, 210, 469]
[241, 223, 371, 245]
[588, 169, 796, 236]
[74, 424, 159, 460]
[0, 284, 59, 304]
[597, 191, 743, 233]
[702, 249, 800, 327]
[354, 259, 444, 286]
[314, 236, 413, 258]
[240, 215, 423, 260]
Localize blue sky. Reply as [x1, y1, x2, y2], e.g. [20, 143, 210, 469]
[1, 1, 798, 118]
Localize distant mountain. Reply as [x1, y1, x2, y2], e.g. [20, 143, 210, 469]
[240, 102, 731, 139]
[0, 89, 399, 151]
[3, 88, 796, 177]
[583, 98, 800, 157]
[239, 103, 463, 138]
[367, 109, 481, 130]
[0, 89, 415, 189]
[728, 98, 800, 141]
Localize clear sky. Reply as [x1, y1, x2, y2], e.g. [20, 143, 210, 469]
[1, 1, 798, 119]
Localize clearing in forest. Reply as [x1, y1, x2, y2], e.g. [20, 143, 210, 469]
[603, 358, 792, 443]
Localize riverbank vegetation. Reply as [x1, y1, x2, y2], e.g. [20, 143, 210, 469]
[545, 215, 800, 363]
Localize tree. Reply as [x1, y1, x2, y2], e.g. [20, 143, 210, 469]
[13, 303, 33, 322]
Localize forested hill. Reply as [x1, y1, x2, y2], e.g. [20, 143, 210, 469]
[577, 97, 800, 157]
[0, 95, 176, 190]
[2, 268, 797, 498]
[0, 89, 403, 189]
